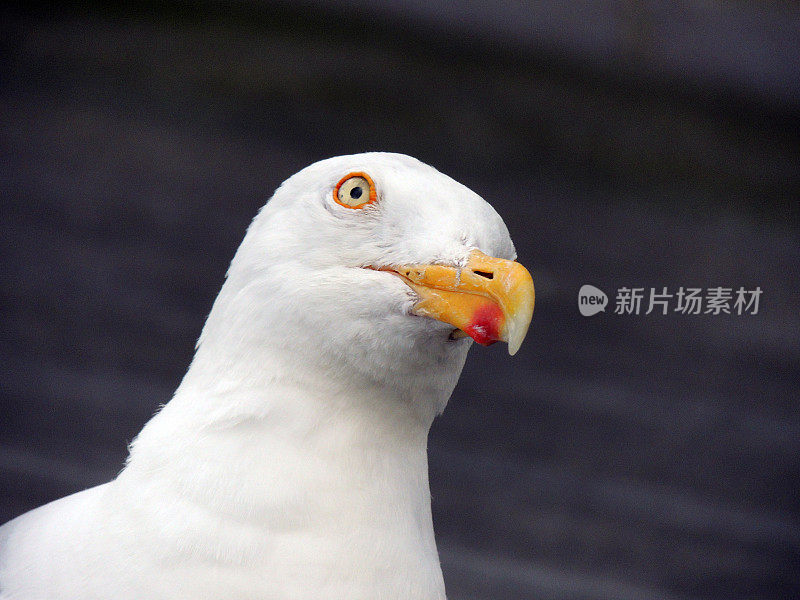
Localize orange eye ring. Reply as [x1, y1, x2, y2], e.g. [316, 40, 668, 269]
[333, 172, 378, 209]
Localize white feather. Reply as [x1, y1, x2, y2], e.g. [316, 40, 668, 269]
[0, 153, 516, 599]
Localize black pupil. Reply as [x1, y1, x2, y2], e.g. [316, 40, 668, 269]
[350, 186, 363, 199]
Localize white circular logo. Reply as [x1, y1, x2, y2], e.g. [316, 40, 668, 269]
[578, 285, 608, 316]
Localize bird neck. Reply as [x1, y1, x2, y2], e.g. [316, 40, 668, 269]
[121, 351, 439, 565]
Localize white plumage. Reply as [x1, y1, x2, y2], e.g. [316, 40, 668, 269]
[0, 153, 532, 599]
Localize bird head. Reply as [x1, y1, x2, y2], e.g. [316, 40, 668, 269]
[193, 153, 534, 418]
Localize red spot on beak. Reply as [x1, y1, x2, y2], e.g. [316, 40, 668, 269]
[463, 303, 503, 346]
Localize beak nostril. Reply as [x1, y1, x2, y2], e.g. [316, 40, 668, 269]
[473, 270, 494, 280]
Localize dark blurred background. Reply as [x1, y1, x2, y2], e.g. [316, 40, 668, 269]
[1, 2, 799, 599]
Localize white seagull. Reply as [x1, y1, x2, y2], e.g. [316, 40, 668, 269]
[0, 153, 534, 600]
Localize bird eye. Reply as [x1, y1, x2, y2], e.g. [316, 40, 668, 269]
[333, 172, 377, 209]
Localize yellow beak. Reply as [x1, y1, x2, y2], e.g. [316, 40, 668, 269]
[389, 249, 535, 355]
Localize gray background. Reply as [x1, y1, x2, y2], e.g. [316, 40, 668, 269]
[1, 2, 799, 599]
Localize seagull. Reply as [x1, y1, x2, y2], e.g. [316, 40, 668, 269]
[0, 153, 534, 599]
